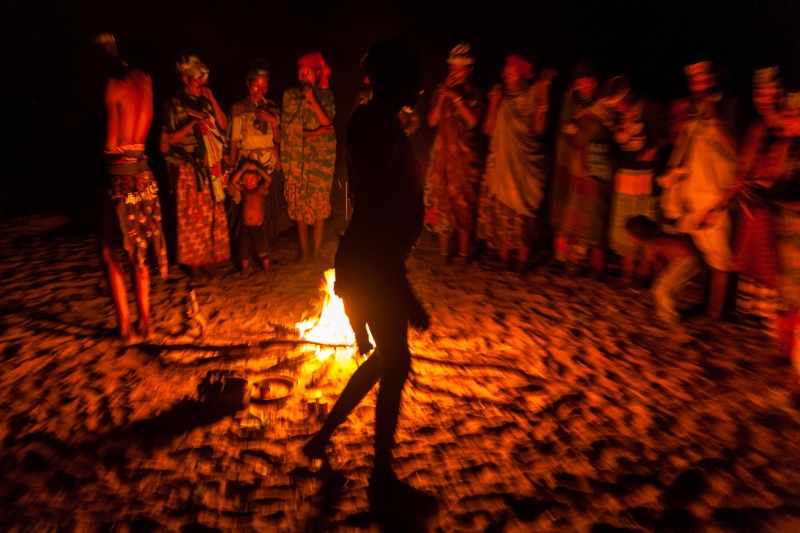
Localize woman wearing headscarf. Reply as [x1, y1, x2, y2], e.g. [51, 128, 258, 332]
[549, 61, 614, 278]
[160, 55, 230, 279]
[281, 51, 336, 263]
[477, 55, 554, 273]
[424, 43, 484, 268]
[227, 60, 291, 264]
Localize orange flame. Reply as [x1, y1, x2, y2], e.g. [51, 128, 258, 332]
[296, 269, 371, 361]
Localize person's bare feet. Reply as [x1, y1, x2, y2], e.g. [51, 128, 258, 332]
[120, 323, 139, 345]
[136, 319, 153, 341]
[302, 432, 329, 461]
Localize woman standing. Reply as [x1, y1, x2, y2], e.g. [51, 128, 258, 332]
[424, 43, 483, 267]
[549, 62, 614, 277]
[604, 75, 664, 286]
[228, 61, 291, 258]
[281, 52, 336, 263]
[477, 55, 553, 272]
[161, 55, 230, 279]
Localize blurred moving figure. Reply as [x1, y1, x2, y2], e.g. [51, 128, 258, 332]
[659, 61, 737, 320]
[303, 37, 435, 517]
[604, 75, 666, 286]
[95, 33, 167, 342]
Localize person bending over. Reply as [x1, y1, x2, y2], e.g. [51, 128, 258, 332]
[626, 215, 700, 324]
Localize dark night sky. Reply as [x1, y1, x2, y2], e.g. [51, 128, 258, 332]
[1, 0, 799, 217]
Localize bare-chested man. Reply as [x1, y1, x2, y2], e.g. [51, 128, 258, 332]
[96, 33, 167, 342]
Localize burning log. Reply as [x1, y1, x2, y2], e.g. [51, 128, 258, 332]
[144, 338, 351, 353]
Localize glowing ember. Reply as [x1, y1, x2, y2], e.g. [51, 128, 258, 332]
[296, 269, 370, 361]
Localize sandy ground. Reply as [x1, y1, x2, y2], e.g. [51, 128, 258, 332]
[2, 200, 800, 533]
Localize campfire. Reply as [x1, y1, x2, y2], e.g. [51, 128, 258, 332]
[295, 269, 371, 363]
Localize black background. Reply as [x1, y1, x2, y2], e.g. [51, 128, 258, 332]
[1, 0, 798, 219]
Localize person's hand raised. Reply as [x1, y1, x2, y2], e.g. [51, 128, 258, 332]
[200, 86, 215, 102]
[301, 83, 316, 102]
[488, 84, 502, 106]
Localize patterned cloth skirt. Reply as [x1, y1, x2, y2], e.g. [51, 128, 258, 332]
[777, 207, 800, 310]
[608, 191, 657, 259]
[173, 162, 230, 266]
[284, 180, 331, 225]
[105, 169, 168, 278]
[731, 199, 778, 288]
[550, 168, 612, 247]
[476, 184, 538, 250]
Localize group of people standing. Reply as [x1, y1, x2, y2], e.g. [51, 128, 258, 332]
[160, 52, 337, 280]
[423, 45, 800, 354]
[97, 34, 337, 341]
[96, 32, 800, 514]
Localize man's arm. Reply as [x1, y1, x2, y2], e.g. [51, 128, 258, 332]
[104, 80, 120, 152]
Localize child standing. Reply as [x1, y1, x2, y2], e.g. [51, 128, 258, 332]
[626, 215, 701, 323]
[228, 162, 272, 277]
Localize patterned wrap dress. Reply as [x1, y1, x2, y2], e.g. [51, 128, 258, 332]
[280, 86, 337, 225]
[424, 84, 483, 236]
[161, 93, 230, 266]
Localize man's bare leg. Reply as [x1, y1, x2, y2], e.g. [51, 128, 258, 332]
[102, 244, 133, 341]
[240, 259, 252, 278]
[131, 257, 151, 339]
[313, 219, 325, 260]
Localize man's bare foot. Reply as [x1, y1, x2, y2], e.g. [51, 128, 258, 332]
[120, 324, 140, 345]
[302, 432, 329, 461]
[367, 471, 437, 516]
[120, 328, 135, 343]
[137, 320, 153, 341]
